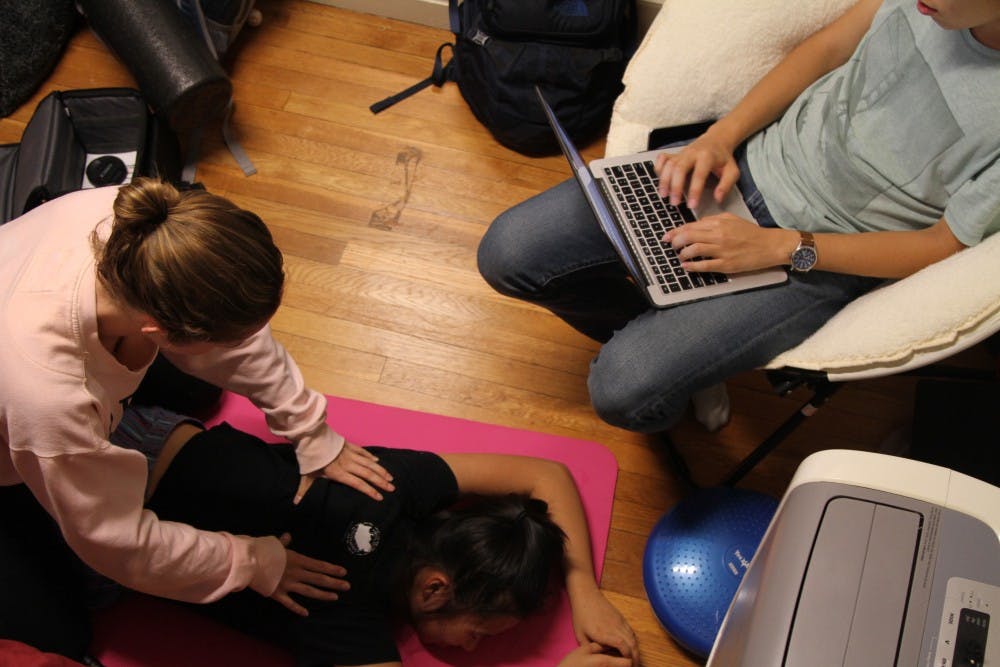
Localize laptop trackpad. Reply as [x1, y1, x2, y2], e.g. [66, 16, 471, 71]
[690, 180, 753, 222]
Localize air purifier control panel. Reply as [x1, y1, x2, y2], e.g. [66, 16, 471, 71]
[935, 578, 997, 667]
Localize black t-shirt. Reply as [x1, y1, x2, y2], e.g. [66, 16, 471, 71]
[148, 423, 460, 666]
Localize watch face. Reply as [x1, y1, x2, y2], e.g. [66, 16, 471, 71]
[791, 246, 818, 271]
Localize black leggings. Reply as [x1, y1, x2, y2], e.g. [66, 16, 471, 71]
[0, 484, 92, 660]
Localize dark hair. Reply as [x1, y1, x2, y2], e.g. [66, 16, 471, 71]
[408, 494, 567, 618]
[93, 178, 284, 344]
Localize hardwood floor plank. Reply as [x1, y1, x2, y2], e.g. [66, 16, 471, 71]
[277, 265, 596, 373]
[259, 0, 450, 57]
[242, 17, 437, 79]
[219, 101, 574, 188]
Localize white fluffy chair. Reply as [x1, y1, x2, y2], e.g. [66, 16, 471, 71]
[608, 0, 1000, 484]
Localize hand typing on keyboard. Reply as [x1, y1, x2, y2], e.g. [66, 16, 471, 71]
[653, 129, 741, 210]
[662, 213, 798, 275]
[605, 162, 730, 294]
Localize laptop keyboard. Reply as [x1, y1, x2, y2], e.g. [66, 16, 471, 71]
[605, 161, 729, 294]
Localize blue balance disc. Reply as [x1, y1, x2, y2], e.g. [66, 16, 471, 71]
[643, 486, 779, 657]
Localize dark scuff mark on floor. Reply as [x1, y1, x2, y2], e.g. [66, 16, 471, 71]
[369, 146, 422, 230]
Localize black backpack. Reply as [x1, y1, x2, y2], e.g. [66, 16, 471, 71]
[176, 0, 257, 60]
[372, 0, 637, 156]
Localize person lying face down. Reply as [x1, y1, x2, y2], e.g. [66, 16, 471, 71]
[140, 410, 638, 667]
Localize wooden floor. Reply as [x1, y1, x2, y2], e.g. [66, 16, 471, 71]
[0, 2, 956, 664]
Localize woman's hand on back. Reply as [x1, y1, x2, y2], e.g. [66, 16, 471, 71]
[271, 533, 350, 617]
[303, 442, 395, 502]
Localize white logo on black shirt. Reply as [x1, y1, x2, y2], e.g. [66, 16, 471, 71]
[345, 522, 381, 556]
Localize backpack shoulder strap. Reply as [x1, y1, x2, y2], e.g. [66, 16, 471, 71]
[176, 0, 257, 179]
[177, 0, 218, 58]
[448, 0, 461, 34]
[181, 99, 257, 182]
[370, 0, 462, 114]
[369, 43, 454, 114]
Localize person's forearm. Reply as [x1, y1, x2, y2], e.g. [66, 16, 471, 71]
[533, 462, 599, 593]
[770, 219, 966, 279]
[710, 0, 880, 150]
[501, 458, 601, 598]
[19, 445, 287, 602]
[164, 325, 344, 473]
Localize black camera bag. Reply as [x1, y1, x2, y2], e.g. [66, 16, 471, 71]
[0, 88, 179, 225]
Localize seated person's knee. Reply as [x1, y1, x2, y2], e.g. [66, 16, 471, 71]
[476, 211, 527, 296]
[588, 353, 687, 433]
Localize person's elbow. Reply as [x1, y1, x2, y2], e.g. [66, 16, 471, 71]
[524, 458, 576, 497]
[925, 218, 967, 265]
[541, 459, 574, 485]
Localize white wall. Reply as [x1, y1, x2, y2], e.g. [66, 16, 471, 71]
[309, 0, 663, 35]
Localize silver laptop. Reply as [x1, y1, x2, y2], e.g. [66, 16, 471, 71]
[536, 88, 787, 308]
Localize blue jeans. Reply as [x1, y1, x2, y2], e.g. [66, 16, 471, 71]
[477, 178, 884, 433]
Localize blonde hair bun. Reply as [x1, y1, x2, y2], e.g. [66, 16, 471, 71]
[112, 177, 182, 232]
[97, 178, 284, 344]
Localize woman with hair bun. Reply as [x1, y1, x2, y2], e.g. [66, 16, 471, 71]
[0, 179, 394, 662]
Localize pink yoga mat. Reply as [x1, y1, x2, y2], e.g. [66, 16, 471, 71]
[92, 394, 618, 667]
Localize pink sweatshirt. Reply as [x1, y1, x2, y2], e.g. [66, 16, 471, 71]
[0, 187, 345, 602]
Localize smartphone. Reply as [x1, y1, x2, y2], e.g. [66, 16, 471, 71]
[646, 120, 715, 150]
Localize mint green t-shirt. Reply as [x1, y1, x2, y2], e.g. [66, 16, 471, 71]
[747, 0, 1000, 246]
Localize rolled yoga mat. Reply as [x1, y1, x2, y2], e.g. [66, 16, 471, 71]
[76, 0, 231, 131]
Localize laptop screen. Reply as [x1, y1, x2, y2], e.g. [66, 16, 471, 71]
[534, 87, 645, 281]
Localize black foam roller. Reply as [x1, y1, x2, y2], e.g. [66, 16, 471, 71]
[77, 0, 232, 131]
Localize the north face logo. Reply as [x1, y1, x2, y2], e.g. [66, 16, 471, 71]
[345, 522, 381, 556]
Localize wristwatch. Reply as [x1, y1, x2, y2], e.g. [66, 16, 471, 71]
[790, 231, 818, 272]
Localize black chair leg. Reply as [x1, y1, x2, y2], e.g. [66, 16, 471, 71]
[658, 356, 997, 490]
[656, 377, 845, 489]
[721, 381, 842, 486]
[655, 432, 700, 491]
